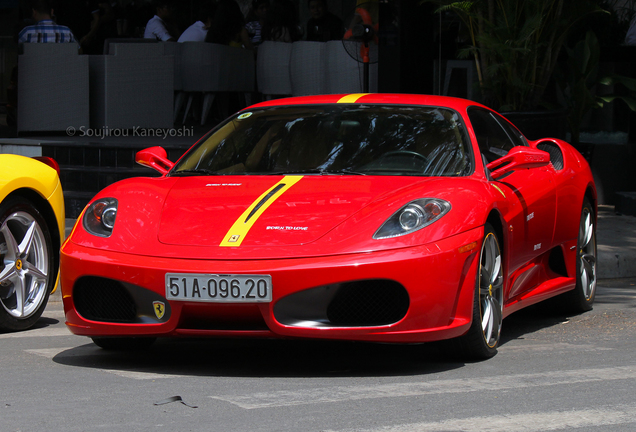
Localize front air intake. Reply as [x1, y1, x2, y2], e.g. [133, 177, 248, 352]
[326, 280, 409, 326]
[73, 276, 137, 323]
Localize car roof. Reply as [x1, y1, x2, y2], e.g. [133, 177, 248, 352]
[247, 93, 490, 112]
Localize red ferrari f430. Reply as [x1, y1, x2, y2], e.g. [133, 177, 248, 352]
[60, 94, 597, 359]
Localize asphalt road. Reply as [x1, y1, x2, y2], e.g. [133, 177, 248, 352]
[2, 279, 636, 432]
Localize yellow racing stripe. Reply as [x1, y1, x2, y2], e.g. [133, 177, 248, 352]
[337, 93, 369, 103]
[220, 176, 303, 247]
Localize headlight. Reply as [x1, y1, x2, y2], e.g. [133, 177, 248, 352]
[83, 198, 118, 237]
[373, 198, 451, 239]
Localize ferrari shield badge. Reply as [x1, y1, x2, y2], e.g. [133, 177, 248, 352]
[153, 301, 166, 320]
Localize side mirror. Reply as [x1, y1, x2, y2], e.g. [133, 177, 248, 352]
[135, 146, 174, 175]
[486, 146, 550, 180]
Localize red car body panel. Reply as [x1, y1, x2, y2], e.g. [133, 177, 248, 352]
[60, 94, 596, 344]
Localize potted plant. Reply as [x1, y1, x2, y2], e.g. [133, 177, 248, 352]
[423, 0, 605, 137]
[556, 30, 636, 146]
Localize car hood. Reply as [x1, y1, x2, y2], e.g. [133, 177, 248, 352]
[72, 175, 492, 260]
[158, 175, 406, 247]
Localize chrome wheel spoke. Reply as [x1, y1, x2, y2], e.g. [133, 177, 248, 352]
[0, 264, 18, 286]
[490, 254, 501, 286]
[580, 256, 595, 298]
[481, 298, 492, 334]
[581, 253, 597, 266]
[0, 221, 19, 262]
[582, 212, 593, 248]
[491, 297, 502, 330]
[17, 221, 37, 258]
[492, 279, 503, 292]
[14, 274, 26, 317]
[482, 297, 497, 343]
[24, 261, 47, 284]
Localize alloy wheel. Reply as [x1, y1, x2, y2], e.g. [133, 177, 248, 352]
[479, 232, 503, 348]
[578, 207, 597, 301]
[0, 210, 50, 319]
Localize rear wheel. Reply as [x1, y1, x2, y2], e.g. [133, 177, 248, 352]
[0, 197, 54, 331]
[455, 223, 503, 360]
[562, 199, 596, 312]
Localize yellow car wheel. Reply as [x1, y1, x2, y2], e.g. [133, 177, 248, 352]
[0, 196, 54, 331]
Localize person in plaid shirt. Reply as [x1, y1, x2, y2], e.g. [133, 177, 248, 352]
[18, 0, 78, 44]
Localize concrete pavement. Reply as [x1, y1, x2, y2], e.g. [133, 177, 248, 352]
[597, 204, 636, 279]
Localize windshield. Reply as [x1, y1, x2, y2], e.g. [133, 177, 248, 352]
[172, 105, 473, 176]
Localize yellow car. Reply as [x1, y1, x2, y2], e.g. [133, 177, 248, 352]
[0, 154, 64, 331]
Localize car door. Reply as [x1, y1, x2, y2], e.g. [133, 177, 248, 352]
[468, 108, 557, 277]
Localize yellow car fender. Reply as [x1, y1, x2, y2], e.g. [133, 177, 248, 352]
[0, 154, 65, 292]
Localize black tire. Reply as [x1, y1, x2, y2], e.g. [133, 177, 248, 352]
[92, 337, 157, 350]
[454, 223, 504, 360]
[0, 196, 55, 331]
[561, 198, 597, 313]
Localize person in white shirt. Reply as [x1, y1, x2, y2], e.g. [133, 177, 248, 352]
[144, 0, 175, 41]
[178, 2, 216, 42]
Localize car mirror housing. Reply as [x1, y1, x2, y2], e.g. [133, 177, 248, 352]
[135, 146, 174, 175]
[486, 147, 551, 180]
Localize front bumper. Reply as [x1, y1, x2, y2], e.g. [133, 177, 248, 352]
[60, 227, 482, 343]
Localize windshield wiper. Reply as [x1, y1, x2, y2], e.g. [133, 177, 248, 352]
[268, 169, 326, 175]
[170, 168, 217, 176]
[268, 169, 366, 176]
[337, 169, 367, 176]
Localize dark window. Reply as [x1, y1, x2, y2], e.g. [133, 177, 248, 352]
[468, 108, 520, 163]
[494, 113, 528, 147]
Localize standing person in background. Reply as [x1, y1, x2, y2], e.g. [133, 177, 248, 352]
[144, 0, 176, 41]
[305, 0, 343, 42]
[178, 2, 216, 42]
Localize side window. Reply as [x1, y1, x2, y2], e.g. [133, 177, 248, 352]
[492, 113, 528, 147]
[467, 108, 517, 162]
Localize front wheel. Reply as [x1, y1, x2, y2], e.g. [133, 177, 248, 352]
[455, 223, 504, 360]
[0, 197, 55, 331]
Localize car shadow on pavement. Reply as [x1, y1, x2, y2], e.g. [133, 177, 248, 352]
[0, 317, 59, 334]
[499, 304, 571, 345]
[49, 306, 579, 378]
[50, 337, 466, 378]
[49, 281, 635, 377]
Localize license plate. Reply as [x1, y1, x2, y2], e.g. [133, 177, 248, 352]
[165, 273, 272, 303]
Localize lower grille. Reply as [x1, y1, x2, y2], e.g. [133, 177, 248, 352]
[326, 280, 409, 326]
[73, 276, 137, 323]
